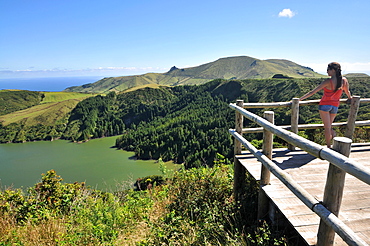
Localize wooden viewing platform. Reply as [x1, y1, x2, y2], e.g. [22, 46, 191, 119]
[236, 143, 370, 245]
[229, 97, 370, 246]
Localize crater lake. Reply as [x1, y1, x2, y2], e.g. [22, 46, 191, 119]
[0, 136, 177, 191]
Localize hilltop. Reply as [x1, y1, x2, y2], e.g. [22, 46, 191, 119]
[64, 56, 324, 93]
[345, 73, 370, 77]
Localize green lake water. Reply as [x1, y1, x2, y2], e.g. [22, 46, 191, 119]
[0, 137, 177, 191]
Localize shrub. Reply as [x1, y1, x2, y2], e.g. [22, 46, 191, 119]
[142, 164, 287, 245]
[134, 175, 166, 191]
[0, 167, 289, 245]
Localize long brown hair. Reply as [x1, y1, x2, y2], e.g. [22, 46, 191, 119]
[328, 62, 342, 91]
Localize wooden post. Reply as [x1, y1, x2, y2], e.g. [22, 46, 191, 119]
[289, 98, 300, 151]
[233, 100, 246, 203]
[345, 96, 360, 139]
[257, 111, 274, 220]
[317, 137, 352, 246]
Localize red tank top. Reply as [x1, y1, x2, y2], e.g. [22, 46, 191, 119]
[319, 79, 343, 107]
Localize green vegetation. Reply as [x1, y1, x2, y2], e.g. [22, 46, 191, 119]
[0, 91, 96, 143]
[63, 87, 175, 142]
[122, 83, 166, 93]
[0, 90, 43, 116]
[345, 73, 370, 77]
[0, 99, 79, 126]
[115, 81, 237, 166]
[64, 56, 324, 93]
[1, 163, 291, 245]
[41, 91, 94, 104]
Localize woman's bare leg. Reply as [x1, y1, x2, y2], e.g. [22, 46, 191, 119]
[330, 113, 337, 139]
[319, 110, 335, 147]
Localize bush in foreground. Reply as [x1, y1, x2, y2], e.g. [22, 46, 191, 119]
[0, 165, 289, 245]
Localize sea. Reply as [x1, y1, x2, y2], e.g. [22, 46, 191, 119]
[0, 76, 104, 92]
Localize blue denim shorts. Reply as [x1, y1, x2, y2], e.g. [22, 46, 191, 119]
[319, 105, 339, 114]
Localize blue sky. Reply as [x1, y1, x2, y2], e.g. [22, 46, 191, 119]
[1, 0, 370, 78]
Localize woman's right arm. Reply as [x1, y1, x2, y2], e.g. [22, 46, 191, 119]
[342, 77, 352, 99]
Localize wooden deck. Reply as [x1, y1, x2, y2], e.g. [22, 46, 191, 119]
[236, 143, 370, 246]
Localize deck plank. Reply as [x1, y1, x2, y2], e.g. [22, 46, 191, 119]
[236, 143, 370, 245]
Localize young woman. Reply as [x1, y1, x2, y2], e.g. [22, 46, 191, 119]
[298, 62, 352, 147]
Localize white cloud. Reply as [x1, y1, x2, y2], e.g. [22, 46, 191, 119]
[278, 9, 295, 18]
[302, 62, 370, 75]
[0, 67, 168, 78]
[341, 62, 370, 74]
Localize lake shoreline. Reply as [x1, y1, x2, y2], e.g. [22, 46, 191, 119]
[0, 136, 177, 192]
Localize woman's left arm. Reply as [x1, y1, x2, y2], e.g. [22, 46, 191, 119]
[299, 79, 329, 101]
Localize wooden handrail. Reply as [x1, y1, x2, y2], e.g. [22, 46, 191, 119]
[242, 97, 370, 108]
[238, 120, 370, 133]
[229, 98, 370, 246]
[229, 103, 370, 185]
[229, 129, 367, 246]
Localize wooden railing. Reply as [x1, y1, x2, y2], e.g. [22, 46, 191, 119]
[229, 96, 370, 246]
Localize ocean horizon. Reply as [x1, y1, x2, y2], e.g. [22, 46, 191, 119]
[0, 76, 104, 92]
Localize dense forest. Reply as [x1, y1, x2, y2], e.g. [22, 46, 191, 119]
[1, 77, 370, 168]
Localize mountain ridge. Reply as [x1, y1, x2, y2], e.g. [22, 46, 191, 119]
[64, 55, 324, 93]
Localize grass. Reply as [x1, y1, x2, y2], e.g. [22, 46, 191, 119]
[0, 100, 78, 126]
[0, 92, 95, 126]
[122, 83, 166, 93]
[0, 90, 43, 116]
[41, 91, 96, 104]
[0, 89, 22, 92]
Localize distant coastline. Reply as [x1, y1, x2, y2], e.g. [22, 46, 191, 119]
[0, 76, 103, 92]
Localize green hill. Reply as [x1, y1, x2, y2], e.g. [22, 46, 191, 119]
[0, 90, 44, 116]
[345, 73, 370, 77]
[0, 92, 95, 126]
[0, 91, 96, 142]
[64, 56, 324, 93]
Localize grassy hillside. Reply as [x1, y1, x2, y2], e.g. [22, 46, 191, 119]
[122, 83, 167, 93]
[0, 92, 95, 126]
[0, 90, 43, 116]
[0, 99, 82, 126]
[0, 91, 97, 143]
[345, 73, 370, 77]
[64, 56, 324, 93]
[167, 57, 322, 80]
[41, 91, 94, 103]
